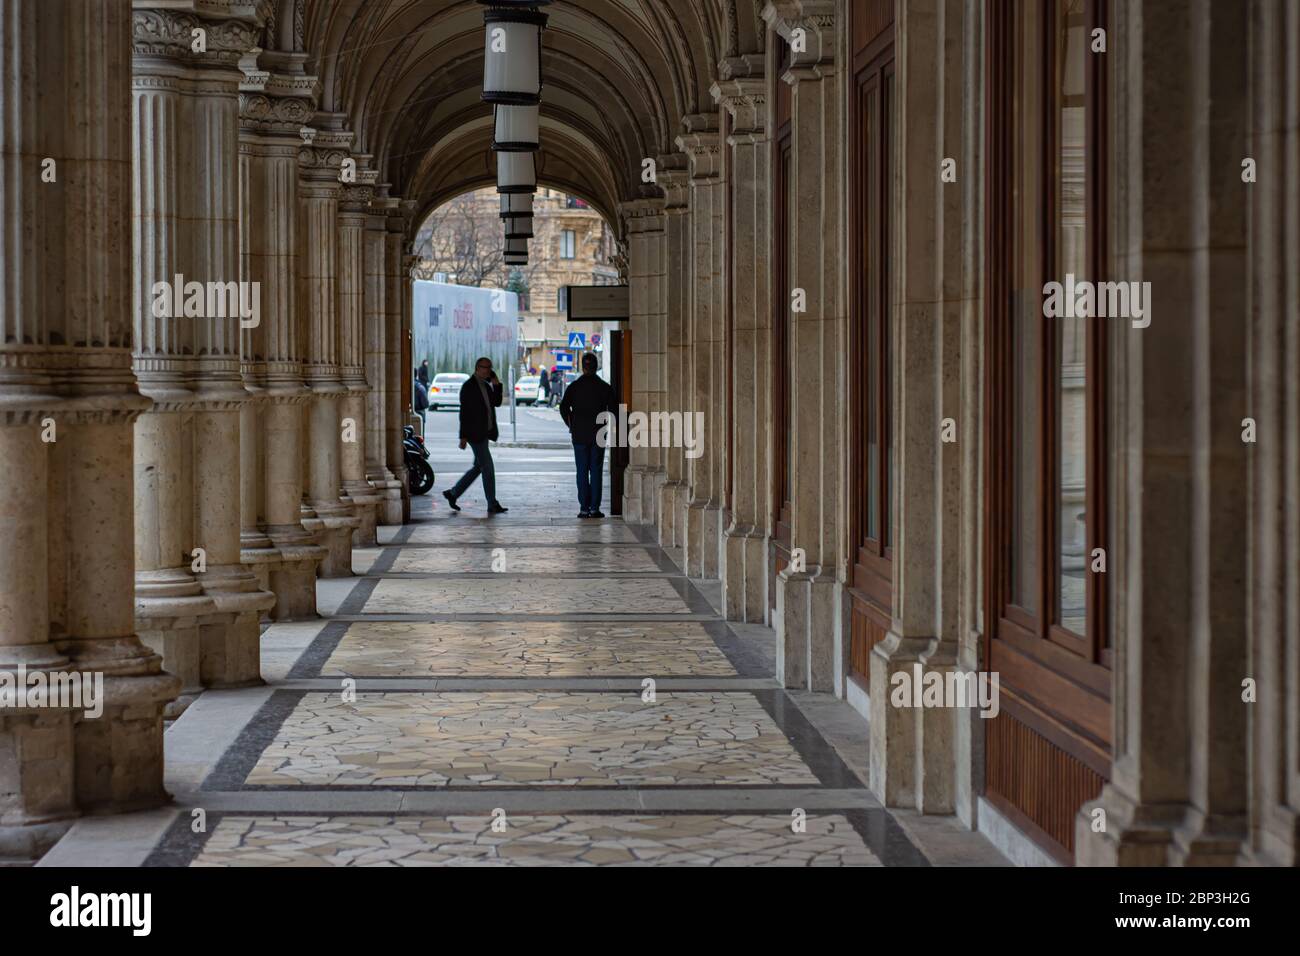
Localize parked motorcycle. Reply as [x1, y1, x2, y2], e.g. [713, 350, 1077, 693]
[404, 425, 435, 496]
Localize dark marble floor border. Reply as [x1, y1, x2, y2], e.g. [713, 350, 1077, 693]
[144, 805, 928, 867]
[200, 688, 866, 794]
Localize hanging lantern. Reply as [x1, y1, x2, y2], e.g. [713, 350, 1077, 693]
[504, 214, 534, 239]
[500, 192, 534, 216]
[492, 103, 540, 151]
[505, 236, 528, 256]
[497, 151, 536, 194]
[480, 3, 550, 106]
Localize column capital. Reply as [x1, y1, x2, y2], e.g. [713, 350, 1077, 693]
[675, 116, 722, 182]
[711, 77, 767, 138]
[298, 125, 353, 187]
[762, 0, 837, 70]
[132, 6, 260, 68]
[238, 48, 318, 136]
[618, 199, 667, 235]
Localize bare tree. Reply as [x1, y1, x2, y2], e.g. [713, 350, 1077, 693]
[412, 193, 503, 286]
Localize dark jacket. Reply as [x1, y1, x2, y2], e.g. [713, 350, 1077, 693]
[413, 379, 429, 413]
[560, 372, 616, 446]
[459, 376, 503, 443]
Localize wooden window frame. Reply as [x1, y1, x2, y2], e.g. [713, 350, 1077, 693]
[769, 33, 794, 611]
[849, 28, 896, 616]
[983, 0, 1112, 862]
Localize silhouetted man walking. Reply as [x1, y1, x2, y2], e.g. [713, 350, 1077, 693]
[560, 352, 615, 518]
[444, 356, 508, 514]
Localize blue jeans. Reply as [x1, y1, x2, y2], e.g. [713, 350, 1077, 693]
[573, 442, 605, 513]
[450, 440, 498, 505]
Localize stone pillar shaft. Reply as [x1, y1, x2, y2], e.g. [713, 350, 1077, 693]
[298, 138, 360, 575]
[716, 72, 772, 624]
[1, 0, 178, 860]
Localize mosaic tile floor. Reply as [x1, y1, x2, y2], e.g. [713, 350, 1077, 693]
[360, 576, 696, 616]
[382, 546, 666, 574]
[126, 471, 950, 867]
[317, 621, 737, 677]
[240, 691, 819, 788]
[185, 813, 882, 867]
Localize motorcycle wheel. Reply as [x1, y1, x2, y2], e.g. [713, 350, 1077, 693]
[408, 457, 435, 496]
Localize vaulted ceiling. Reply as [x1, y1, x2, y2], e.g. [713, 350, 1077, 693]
[290, 0, 765, 226]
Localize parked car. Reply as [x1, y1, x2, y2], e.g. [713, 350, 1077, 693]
[513, 375, 540, 405]
[428, 372, 469, 410]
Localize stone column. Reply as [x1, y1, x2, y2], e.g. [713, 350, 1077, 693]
[1, 0, 179, 860]
[765, 2, 844, 693]
[619, 199, 667, 525]
[863, 0, 971, 814]
[656, 161, 691, 548]
[677, 117, 726, 580]
[1076, 0, 1253, 865]
[386, 207, 411, 521]
[297, 126, 360, 575]
[1243, 0, 1300, 867]
[715, 61, 772, 624]
[337, 180, 383, 546]
[366, 193, 404, 525]
[237, 49, 325, 619]
[179, 10, 276, 690]
[133, 5, 275, 708]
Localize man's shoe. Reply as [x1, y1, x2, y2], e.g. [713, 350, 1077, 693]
[578, 511, 591, 519]
[589, 511, 605, 519]
[487, 503, 509, 514]
[442, 490, 460, 512]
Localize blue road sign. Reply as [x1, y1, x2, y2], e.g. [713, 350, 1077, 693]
[554, 351, 574, 369]
[568, 331, 586, 350]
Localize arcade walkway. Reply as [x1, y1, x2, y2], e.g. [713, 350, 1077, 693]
[41, 449, 1002, 867]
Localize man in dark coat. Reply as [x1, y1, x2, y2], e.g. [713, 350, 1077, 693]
[443, 356, 508, 514]
[560, 352, 616, 518]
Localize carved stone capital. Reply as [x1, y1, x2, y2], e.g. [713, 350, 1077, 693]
[762, 0, 837, 69]
[132, 8, 259, 67]
[711, 77, 767, 136]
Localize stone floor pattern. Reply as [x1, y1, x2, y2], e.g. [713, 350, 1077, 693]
[43, 472, 1007, 867]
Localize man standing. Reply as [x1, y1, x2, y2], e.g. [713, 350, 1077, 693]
[443, 356, 508, 514]
[560, 352, 615, 518]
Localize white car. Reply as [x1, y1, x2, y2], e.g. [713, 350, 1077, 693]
[513, 375, 540, 405]
[428, 372, 469, 410]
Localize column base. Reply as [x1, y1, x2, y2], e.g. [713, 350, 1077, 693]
[304, 506, 362, 578]
[685, 500, 723, 579]
[198, 564, 277, 688]
[1076, 784, 1182, 866]
[264, 526, 326, 621]
[71, 672, 181, 813]
[1075, 789, 1251, 866]
[135, 569, 218, 719]
[343, 485, 383, 548]
[372, 478, 404, 526]
[239, 534, 281, 605]
[774, 568, 839, 692]
[623, 465, 647, 524]
[0, 708, 77, 863]
[722, 524, 768, 623]
[657, 479, 683, 547]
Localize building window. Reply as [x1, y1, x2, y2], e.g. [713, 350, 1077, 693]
[557, 286, 568, 313]
[985, 0, 1110, 863]
[560, 230, 576, 259]
[847, 7, 895, 688]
